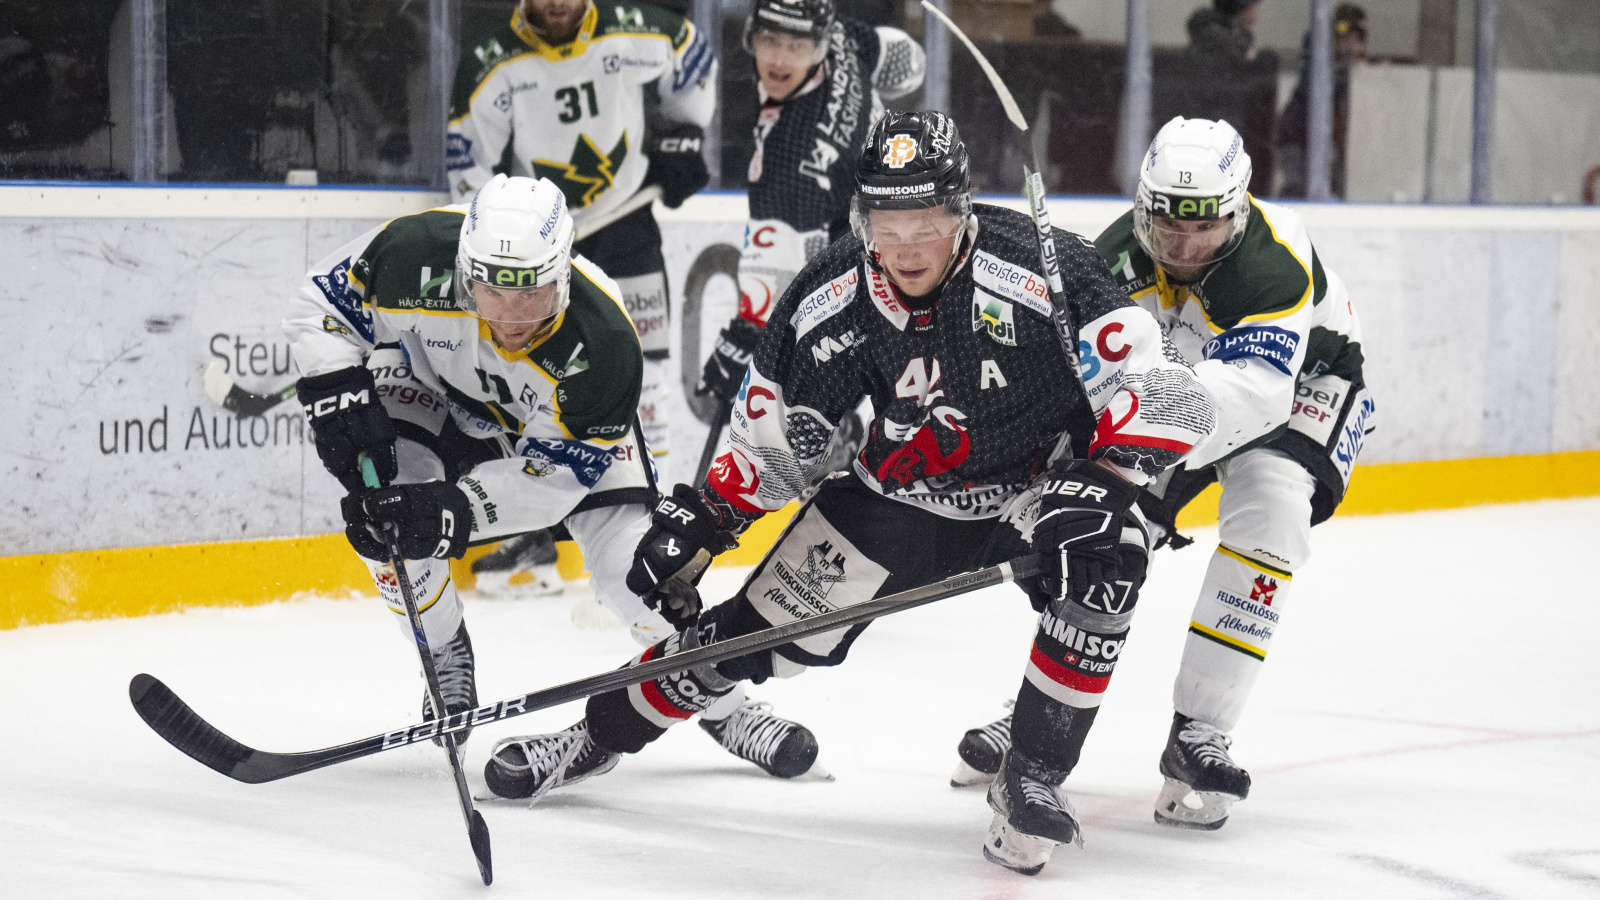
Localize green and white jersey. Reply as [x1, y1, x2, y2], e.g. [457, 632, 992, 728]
[284, 208, 644, 524]
[446, 2, 717, 223]
[1096, 197, 1364, 469]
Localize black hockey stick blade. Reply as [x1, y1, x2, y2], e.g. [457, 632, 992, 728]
[204, 361, 297, 416]
[130, 557, 1037, 784]
[469, 810, 493, 885]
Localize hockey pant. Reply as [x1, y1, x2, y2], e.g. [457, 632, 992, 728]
[586, 475, 1153, 781]
[576, 204, 671, 457]
[1173, 447, 1317, 731]
[359, 353, 683, 652]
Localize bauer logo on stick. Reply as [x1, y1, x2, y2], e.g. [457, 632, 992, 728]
[883, 134, 918, 168]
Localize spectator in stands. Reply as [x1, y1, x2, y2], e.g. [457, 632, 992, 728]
[1159, 0, 1276, 194]
[1277, 2, 1368, 198]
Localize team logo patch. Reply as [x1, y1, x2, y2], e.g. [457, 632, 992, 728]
[1250, 575, 1278, 605]
[882, 134, 918, 169]
[971, 290, 1016, 346]
[522, 458, 553, 477]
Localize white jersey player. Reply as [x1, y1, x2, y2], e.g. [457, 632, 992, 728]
[952, 118, 1374, 833]
[447, 0, 718, 458]
[282, 173, 817, 775]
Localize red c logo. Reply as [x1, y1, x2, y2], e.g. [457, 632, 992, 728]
[753, 226, 776, 248]
[745, 385, 775, 419]
[1096, 322, 1130, 362]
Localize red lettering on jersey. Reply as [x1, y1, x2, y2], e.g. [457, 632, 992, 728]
[1096, 322, 1130, 362]
[745, 385, 775, 419]
[752, 225, 776, 248]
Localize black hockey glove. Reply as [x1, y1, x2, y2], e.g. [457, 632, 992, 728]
[297, 366, 397, 493]
[645, 124, 710, 209]
[627, 484, 737, 628]
[696, 316, 762, 403]
[1029, 459, 1141, 607]
[342, 482, 471, 562]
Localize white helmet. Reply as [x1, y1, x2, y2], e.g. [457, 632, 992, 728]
[1134, 117, 1252, 271]
[454, 174, 575, 328]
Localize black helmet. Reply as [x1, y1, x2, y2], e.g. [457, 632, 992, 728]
[854, 110, 971, 213]
[743, 0, 835, 52]
[851, 111, 974, 275]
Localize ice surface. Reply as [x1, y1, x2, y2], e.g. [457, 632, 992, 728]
[4, 499, 1599, 898]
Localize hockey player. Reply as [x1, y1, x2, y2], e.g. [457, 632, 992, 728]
[950, 117, 1373, 832]
[697, 0, 925, 411]
[483, 112, 1218, 875]
[447, 0, 718, 459]
[283, 173, 818, 776]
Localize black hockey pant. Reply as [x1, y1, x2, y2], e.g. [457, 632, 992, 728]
[587, 475, 1150, 780]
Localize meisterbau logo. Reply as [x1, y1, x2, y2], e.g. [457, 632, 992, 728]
[970, 251, 1051, 318]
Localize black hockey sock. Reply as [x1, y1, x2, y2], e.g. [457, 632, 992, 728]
[1010, 681, 1099, 780]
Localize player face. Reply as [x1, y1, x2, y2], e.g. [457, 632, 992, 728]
[751, 29, 821, 100]
[1150, 215, 1232, 279]
[469, 281, 563, 351]
[523, 0, 589, 43]
[870, 207, 964, 297]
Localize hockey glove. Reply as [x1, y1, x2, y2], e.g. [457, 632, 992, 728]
[342, 482, 471, 562]
[627, 484, 737, 628]
[645, 124, 710, 209]
[297, 366, 397, 493]
[1029, 459, 1141, 607]
[696, 316, 762, 403]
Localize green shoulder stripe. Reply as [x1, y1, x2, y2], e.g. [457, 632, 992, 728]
[529, 267, 643, 442]
[364, 210, 468, 313]
[595, 3, 690, 49]
[1195, 201, 1311, 330]
[1093, 209, 1156, 296]
[1303, 325, 1365, 380]
[451, 21, 524, 118]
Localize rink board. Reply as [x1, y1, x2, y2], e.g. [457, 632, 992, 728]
[4, 186, 1600, 628]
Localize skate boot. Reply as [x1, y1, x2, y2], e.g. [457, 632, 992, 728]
[699, 700, 820, 779]
[982, 750, 1083, 876]
[951, 702, 1013, 787]
[420, 621, 477, 747]
[472, 530, 563, 598]
[483, 720, 621, 802]
[1153, 712, 1252, 830]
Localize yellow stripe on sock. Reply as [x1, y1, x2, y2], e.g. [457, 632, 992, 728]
[1217, 546, 1293, 580]
[1188, 622, 1268, 660]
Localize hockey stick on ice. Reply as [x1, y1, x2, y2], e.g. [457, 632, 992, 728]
[129, 556, 1036, 785]
[359, 454, 492, 885]
[203, 361, 297, 417]
[920, 1, 1084, 370]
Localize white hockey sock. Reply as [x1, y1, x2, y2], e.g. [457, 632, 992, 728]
[699, 683, 748, 722]
[1172, 545, 1292, 731]
[365, 555, 464, 648]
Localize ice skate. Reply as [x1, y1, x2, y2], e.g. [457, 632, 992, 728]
[982, 751, 1083, 875]
[699, 700, 822, 779]
[951, 702, 1012, 787]
[472, 531, 564, 598]
[1153, 712, 1251, 830]
[483, 720, 620, 802]
[420, 621, 477, 747]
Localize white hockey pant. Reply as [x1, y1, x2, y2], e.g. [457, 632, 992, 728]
[1173, 448, 1316, 731]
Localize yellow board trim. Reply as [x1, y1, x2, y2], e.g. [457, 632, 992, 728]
[8, 450, 1600, 631]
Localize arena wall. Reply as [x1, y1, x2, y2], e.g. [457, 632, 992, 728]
[4, 185, 1598, 627]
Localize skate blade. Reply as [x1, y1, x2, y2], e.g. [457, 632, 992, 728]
[950, 757, 997, 788]
[794, 760, 835, 782]
[1153, 777, 1236, 830]
[981, 814, 1056, 876]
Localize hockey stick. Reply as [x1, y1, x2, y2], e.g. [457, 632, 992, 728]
[129, 556, 1036, 785]
[359, 455, 492, 885]
[203, 361, 297, 417]
[574, 185, 663, 242]
[692, 396, 734, 486]
[920, 1, 1083, 369]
